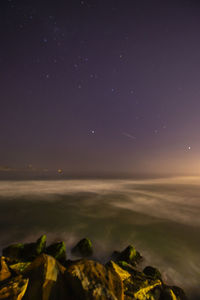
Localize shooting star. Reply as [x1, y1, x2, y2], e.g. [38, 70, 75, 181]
[122, 132, 136, 140]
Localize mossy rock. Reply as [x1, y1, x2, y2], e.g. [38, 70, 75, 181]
[116, 260, 143, 277]
[2, 243, 24, 261]
[0, 275, 29, 299]
[143, 266, 162, 281]
[171, 286, 188, 300]
[65, 259, 124, 300]
[9, 262, 31, 274]
[45, 241, 66, 263]
[2, 235, 47, 262]
[0, 257, 12, 281]
[161, 287, 178, 300]
[22, 254, 68, 300]
[22, 235, 47, 261]
[124, 275, 162, 299]
[116, 245, 142, 265]
[106, 260, 131, 281]
[35, 235, 46, 255]
[71, 238, 93, 257]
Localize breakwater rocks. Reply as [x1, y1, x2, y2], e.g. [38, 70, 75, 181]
[0, 235, 187, 300]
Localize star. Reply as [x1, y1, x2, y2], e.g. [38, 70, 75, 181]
[188, 146, 191, 150]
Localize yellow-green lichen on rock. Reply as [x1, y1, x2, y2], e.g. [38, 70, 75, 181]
[22, 254, 68, 300]
[114, 245, 142, 266]
[123, 269, 162, 300]
[106, 260, 131, 281]
[0, 235, 188, 300]
[9, 262, 31, 274]
[65, 259, 124, 300]
[0, 275, 29, 300]
[0, 256, 11, 282]
[71, 238, 93, 257]
[133, 280, 162, 300]
[45, 241, 66, 263]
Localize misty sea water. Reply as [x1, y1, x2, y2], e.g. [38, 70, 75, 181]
[0, 176, 200, 299]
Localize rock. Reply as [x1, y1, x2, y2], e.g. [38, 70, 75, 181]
[22, 254, 69, 300]
[9, 262, 31, 274]
[171, 286, 188, 300]
[0, 257, 11, 282]
[45, 241, 66, 263]
[111, 250, 121, 260]
[22, 235, 47, 261]
[2, 235, 47, 263]
[0, 275, 28, 300]
[143, 266, 162, 281]
[35, 235, 47, 255]
[22, 243, 39, 261]
[65, 259, 124, 300]
[71, 238, 93, 257]
[116, 261, 147, 279]
[106, 260, 131, 281]
[2, 244, 24, 261]
[123, 275, 162, 300]
[116, 245, 142, 266]
[161, 287, 178, 300]
[120, 263, 162, 300]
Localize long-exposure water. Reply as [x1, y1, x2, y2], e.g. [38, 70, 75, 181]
[0, 176, 199, 299]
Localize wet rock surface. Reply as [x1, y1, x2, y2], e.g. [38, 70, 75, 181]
[0, 236, 188, 300]
[71, 238, 93, 257]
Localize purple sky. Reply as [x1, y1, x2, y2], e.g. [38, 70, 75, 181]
[1, 0, 200, 177]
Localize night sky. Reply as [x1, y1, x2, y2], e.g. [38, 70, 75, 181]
[1, 0, 200, 177]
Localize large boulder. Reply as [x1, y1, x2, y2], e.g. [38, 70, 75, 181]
[120, 263, 162, 300]
[71, 238, 93, 257]
[106, 260, 131, 281]
[9, 262, 31, 275]
[65, 259, 124, 300]
[0, 257, 11, 282]
[108, 260, 162, 299]
[2, 244, 24, 262]
[45, 241, 66, 263]
[115, 245, 142, 266]
[0, 275, 28, 300]
[22, 235, 47, 261]
[35, 235, 46, 255]
[116, 261, 143, 277]
[2, 235, 47, 262]
[161, 287, 178, 300]
[22, 254, 70, 300]
[171, 286, 188, 300]
[123, 275, 162, 300]
[143, 266, 162, 281]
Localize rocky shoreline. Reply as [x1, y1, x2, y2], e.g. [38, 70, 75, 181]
[0, 235, 187, 300]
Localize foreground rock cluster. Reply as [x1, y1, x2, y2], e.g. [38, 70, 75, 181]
[0, 235, 187, 300]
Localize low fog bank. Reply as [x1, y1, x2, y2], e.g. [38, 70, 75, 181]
[0, 177, 200, 299]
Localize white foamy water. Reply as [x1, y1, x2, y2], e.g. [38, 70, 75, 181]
[0, 176, 199, 299]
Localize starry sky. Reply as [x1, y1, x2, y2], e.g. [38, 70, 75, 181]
[1, 0, 200, 177]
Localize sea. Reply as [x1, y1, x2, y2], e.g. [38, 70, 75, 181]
[0, 176, 199, 299]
